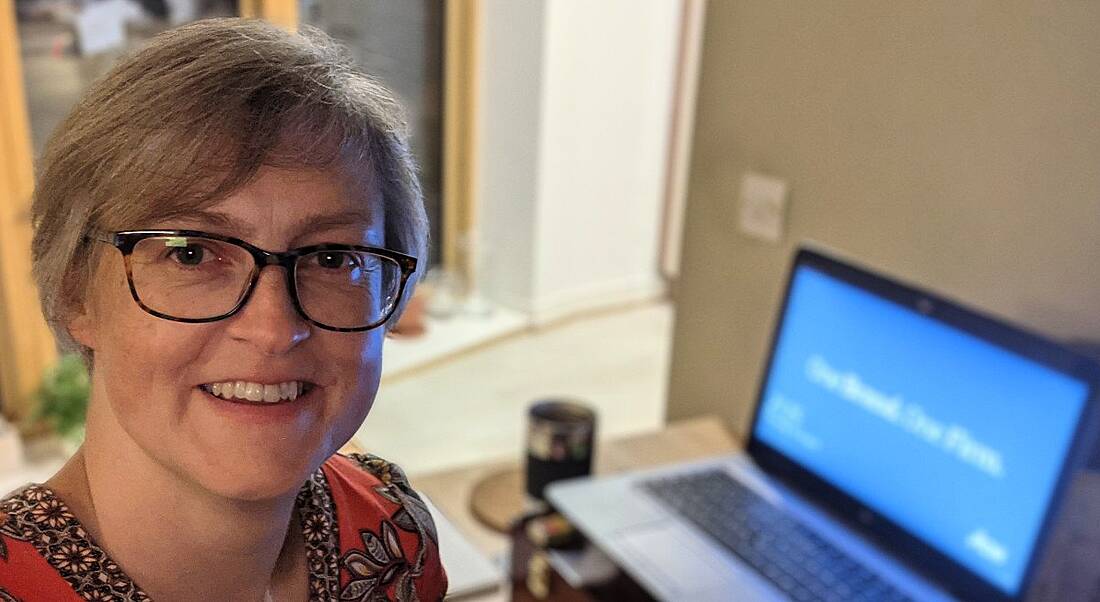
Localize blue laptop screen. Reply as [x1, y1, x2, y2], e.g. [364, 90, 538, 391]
[752, 265, 1089, 595]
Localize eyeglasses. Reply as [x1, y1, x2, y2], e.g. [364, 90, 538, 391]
[89, 230, 417, 332]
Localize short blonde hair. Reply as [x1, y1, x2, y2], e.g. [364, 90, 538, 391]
[31, 18, 427, 360]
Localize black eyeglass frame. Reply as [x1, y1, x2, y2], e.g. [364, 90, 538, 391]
[89, 229, 418, 332]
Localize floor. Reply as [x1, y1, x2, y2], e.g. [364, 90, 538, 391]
[354, 302, 674, 476]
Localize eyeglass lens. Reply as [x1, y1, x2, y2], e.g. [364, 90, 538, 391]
[128, 235, 402, 329]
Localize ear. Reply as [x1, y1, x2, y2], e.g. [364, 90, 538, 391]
[65, 297, 97, 351]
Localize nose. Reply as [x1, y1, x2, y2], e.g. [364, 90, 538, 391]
[224, 267, 310, 354]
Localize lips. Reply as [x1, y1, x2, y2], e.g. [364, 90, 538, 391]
[198, 380, 316, 405]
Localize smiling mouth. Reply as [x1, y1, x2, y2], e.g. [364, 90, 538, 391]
[198, 381, 316, 406]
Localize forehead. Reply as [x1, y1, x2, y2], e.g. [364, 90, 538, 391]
[162, 167, 380, 239]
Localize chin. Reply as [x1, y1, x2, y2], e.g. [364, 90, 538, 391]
[196, 462, 317, 502]
[183, 446, 329, 503]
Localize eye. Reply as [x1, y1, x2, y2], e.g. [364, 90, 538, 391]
[169, 244, 207, 266]
[316, 251, 361, 270]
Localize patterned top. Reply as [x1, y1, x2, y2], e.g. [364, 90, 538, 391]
[0, 454, 448, 601]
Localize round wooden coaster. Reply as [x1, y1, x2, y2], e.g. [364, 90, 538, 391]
[469, 466, 526, 533]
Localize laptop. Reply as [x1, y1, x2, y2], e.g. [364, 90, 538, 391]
[547, 246, 1099, 602]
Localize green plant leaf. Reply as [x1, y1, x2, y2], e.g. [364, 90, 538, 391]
[33, 354, 90, 439]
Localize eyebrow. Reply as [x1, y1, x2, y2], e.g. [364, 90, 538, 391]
[174, 208, 373, 240]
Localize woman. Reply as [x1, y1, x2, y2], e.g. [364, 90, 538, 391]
[0, 18, 447, 601]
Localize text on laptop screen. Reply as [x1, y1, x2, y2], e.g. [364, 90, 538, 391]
[752, 265, 1089, 595]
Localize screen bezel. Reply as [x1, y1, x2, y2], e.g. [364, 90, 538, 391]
[746, 246, 1100, 602]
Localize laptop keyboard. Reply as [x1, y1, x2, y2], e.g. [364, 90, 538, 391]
[642, 469, 913, 602]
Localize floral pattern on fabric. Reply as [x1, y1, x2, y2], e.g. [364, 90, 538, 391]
[298, 467, 343, 600]
[0, 485, 149, 602]
[338, 454, 441, 602]
[0, 478, 344, 602]
[0, 454, 442, 602]
[340, 520, 415, 601]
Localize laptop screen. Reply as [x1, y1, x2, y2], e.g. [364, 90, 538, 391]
[751, 260, 1091, 597]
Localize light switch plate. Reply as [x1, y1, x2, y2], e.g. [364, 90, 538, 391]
[738, 172, 789, 243]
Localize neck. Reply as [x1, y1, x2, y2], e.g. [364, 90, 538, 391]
[47, 403, 304, 601]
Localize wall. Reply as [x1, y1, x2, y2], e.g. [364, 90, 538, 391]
[529, 0, 680, 320]
[667, 2, 1100, 433]
[476, 0, 682, 321]
[475, 0, 544, 311]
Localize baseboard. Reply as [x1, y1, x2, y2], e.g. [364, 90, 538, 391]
[530, 276, 667, 327]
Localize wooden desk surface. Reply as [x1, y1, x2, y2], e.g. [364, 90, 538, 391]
[411, 415, 739, 559]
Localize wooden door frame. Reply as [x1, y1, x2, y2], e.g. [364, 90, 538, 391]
[0, 0, 57, 424]
[442, 0, 481, 283]
[238, 0, 297, 30]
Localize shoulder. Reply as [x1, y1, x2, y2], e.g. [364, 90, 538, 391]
[321, 453, 439, 548]
[321, 453, 436, 537]
[320, 453, 448, 601]
[322, 452, 416, 502]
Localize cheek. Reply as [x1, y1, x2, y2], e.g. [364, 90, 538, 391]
[91, 265, 208, 388]
[88, 270, 164, 392]
[85, 272, 216, 453]
[96, 294, 204, 380]
[98, 320, 213, 425]
[353, 329, 385, 406]
[328, 329, 385, 437]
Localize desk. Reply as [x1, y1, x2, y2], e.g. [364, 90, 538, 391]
[410, 416, 1100, 602]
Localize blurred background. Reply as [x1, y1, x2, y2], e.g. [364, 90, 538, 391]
[2, 0, 1100, 590]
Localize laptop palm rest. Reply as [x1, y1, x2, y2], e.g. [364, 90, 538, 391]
[616, 521, 786, 601]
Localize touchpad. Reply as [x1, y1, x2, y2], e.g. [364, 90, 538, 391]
[616, 523, 782, 601]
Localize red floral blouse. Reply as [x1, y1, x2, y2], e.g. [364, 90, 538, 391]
[0, 453, 448, 601]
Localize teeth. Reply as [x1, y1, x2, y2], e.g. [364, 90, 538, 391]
[279, 382, 300, 401]
[262, 384, 280, 403]
[203, 380, 307, 404]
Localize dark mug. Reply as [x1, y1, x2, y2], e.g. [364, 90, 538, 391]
[525, 399, 597, 502]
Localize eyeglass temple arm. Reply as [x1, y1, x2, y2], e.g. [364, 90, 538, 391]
[85, 235, 113, 246]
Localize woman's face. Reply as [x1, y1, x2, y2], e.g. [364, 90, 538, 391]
[70, 167, 386, 501]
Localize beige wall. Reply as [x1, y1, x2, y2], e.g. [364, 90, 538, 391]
[667, 2, 1100, 434]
